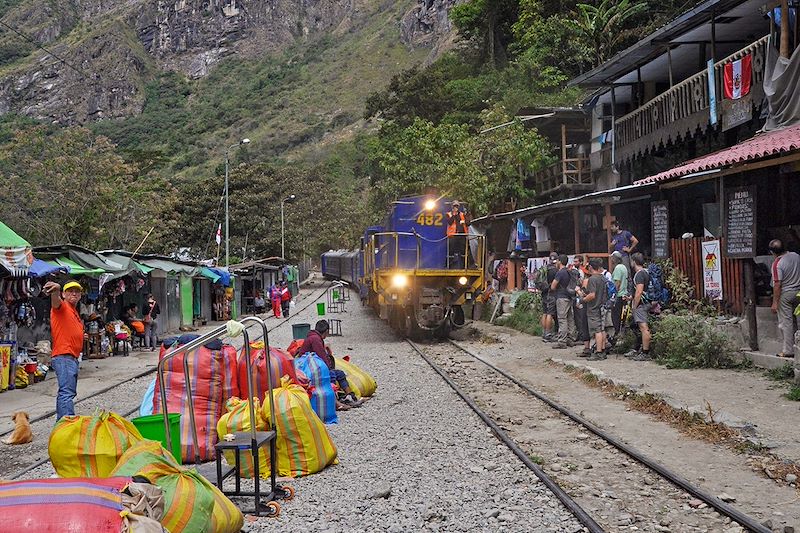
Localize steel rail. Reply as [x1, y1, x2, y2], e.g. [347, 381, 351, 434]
[406, 339, 605, 533]
[448, 339, 771, 533]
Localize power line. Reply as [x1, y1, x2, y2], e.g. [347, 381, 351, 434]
[0, 19, 88, 78]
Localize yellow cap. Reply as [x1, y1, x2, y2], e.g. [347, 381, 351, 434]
[62, 281, 83, 292]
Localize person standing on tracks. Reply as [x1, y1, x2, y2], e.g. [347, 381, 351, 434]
[579, 258, 608, 360]
[279, 280, 292, 317]
[43, 280, 85, 421]
[551, 255, 576, 349]
[446, 201, 469, 268]
[300, 320, 363, 409]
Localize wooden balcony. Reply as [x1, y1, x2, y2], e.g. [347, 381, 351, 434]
[614, 35, 769, 162]
[532, 156, 593, 197]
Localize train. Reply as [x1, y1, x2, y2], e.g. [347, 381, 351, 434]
[322, 195, 485, 337]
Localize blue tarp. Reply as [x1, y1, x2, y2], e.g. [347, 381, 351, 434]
[208, 267, 232, 287]
[29, 258, 70, 277]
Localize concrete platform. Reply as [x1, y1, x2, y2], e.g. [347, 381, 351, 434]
[743, 350, 796, 370]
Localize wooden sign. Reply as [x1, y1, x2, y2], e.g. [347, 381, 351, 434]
[722, 94, 753, 131]
[725, 186, 756, 258]
[651, 201, 669, 258]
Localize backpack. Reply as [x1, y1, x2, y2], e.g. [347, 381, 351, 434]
[643, 263, 669, 304]
[535, 266, 550, 292]
[605, 276, 617, 300]
[566, 268, 580, 297]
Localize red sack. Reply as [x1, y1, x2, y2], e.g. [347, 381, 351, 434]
[287, 339, 304, 356]
[0, 477, 131, 533]
[153, 343, 239, 463]
[238, 342, 298, 400]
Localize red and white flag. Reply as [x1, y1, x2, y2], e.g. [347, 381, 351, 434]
[723, 54, 752, 100]
[215, 223, 222, 245]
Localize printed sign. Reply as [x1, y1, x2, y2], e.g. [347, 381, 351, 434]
[651, 201, 669, 258]
[725, 186, 757, 258]
[722, 94, 752, 131]
[702, 240, 723, 300]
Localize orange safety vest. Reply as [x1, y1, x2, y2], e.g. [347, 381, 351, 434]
[447, 212, 466, 237]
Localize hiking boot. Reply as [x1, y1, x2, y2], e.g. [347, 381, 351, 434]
[342, 393, 364, 408]
[587, 352, 607, 361]
[336, 401, 351, 411]
[624, 349, 639, 359]
[553, 342, 571, 349]
[578, 348, 591, 358]
[632, 351, 653, 362]
[542, 333, 555, 342]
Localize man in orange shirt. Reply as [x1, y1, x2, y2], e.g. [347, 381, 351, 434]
[44, 280, 85, 420]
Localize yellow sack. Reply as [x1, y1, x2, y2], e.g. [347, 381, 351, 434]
[335, 357, 377, 398]
[111, 439, 243, 533]
[262, 377, 338, 478]
[14, 366, 29, 388]
[216, 397, 270, 479]
[48, 411, 143, 478]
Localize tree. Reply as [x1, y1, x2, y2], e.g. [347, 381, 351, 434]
[0, 126, 166, 249]
[451, 0, 520, 67]
[573, 0, 649, 66]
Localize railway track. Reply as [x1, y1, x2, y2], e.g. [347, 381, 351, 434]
[5, 281, 332, 481]
[407, 338, 771, 533]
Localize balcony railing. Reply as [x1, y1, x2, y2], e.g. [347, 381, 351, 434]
[614, 35, 769, 162]
[532, 156, 592, 196]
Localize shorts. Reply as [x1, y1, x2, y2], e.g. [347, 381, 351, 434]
[633, 303, 650, 325]
[587, 308, 604, 333]
[543, 294, 557, 316]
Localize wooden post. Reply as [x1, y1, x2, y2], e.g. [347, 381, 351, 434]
[604, 204, 612, 258]
[743, 260, 759, 350]
[561, 124, 568, 185]
[710, 12, 717, 60]
[573, 206, 580, 254]
[780, 0, 790, 58]
[667, 46, 674, 87]
[610, 86, 617, 167]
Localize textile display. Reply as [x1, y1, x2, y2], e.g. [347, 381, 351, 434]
[764, 34, 800, 130]
[216, 397, 270, 479]
[334, 357, 377, 398]
[48, 411, 144, 478]
[237, 341, 298, 400]
[293, 352, 337, 424]
[0, 477, 165, 533]
[152, 342, 239, 462]
[111, 440, 243, 533]
[261, 377, 338, 477]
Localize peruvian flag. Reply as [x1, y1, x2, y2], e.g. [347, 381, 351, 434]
[723, 54, 752, 100]
[215, 223, 222, 245]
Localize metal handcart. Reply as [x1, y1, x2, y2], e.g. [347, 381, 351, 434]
[157, 316, 292, 517]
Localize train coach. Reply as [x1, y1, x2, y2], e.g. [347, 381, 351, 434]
[360, 195, 485, 337]
[321, 249, 360, 285]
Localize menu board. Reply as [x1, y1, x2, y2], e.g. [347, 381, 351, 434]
[725, 186, 756, 258]
[651, 201, 669, 258]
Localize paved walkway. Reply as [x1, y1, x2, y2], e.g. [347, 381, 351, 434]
[471, 320, 800, 464]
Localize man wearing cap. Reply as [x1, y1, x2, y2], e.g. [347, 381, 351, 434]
[447, 201, 469, 268]
[43, 281, 85, 420]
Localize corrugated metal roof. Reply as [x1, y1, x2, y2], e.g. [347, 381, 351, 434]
[634, 123, 800, 184]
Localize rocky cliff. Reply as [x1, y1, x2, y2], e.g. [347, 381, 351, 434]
[0, 0, 459, 125]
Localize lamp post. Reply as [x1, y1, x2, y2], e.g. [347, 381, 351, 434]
[281, 194, 297, 259]
[224, 138, 250, 267]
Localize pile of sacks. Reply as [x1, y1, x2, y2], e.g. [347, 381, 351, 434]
[36, 410, 243, 533]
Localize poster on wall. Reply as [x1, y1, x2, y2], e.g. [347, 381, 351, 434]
[702, 239, 723, 300]
[650, 201, 669, 258]
[725, 186, 757, 258]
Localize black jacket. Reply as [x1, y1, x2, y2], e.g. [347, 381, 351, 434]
[144, 301, 161, 319]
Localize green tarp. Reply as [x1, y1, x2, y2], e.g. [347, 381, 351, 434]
[199, 267, 221, 283]
[0, 221, 30, 248]
[55, 257, 105, 275]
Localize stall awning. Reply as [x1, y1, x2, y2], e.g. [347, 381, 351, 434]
[198, 267, 221, 283]
[133, 261, 154, 274]
[55, 257, 105, 275]
[29, 259, 70, 277]
[137, 258, 198, 275]
[635, 123, 800, 185]
[0, 221, 33, 276]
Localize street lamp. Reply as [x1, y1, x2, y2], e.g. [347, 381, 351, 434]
[224, 138, 250, 267]
[281, 194, 297, 259]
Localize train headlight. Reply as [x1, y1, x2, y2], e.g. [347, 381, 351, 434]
[391, 273, 408, 289]
[424, 199, 437, 211]
[458, 276, 468, 286]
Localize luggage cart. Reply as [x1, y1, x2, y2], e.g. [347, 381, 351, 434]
[157, 316, 292, 517]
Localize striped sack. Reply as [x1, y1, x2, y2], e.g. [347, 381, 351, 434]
[334, 357, 377, 398]
[0, 477, 129, 533]
[237, 342, 298, 400]
[294, 352, 337, 424]
[152, 344, 239, 462]
[111, 440, 243, 533]
[216, 397, 270, 479]
[48, 411, 143, 478]
[262, 377, 338, 478]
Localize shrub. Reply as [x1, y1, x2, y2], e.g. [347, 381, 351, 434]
[497, 292, 543, 336]
[786, 387, 800, 401]
[652, 313, 739, 369]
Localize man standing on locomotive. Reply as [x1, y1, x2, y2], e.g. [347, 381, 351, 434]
[447, 201, 469, 268]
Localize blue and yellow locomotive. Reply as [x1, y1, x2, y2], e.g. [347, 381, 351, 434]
[360, 195, 485, 337]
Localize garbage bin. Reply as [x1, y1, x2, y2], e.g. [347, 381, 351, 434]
[292, 323, 311, 340]
[316, 302, 326, 316]
[131, 413, 182, 464]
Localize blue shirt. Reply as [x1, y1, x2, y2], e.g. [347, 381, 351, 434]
[611, 230, 634, 256]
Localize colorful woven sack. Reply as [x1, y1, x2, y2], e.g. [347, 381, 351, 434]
[334, 356, 377, 398]
[111, 440, 243, 533]
[216, 397, 269, 479]
[286, 338, 304, 356]
[0, 477, 161, 533]
[152, 342, 239, 462]
[48, 411, 143, 478]
[294, 352, 337, 424]
[237, 342, 298, 400]
[263, 377, 338, 478]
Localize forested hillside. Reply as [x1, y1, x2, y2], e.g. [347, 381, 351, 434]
[0, 0, 700, 260]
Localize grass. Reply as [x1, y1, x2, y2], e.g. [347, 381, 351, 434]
[496, 307, 543, 337]
[787, 386, 800, 401]
[765, 363, 794, 381]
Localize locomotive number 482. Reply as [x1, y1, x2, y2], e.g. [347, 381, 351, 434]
[416, 213, 443, 226]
